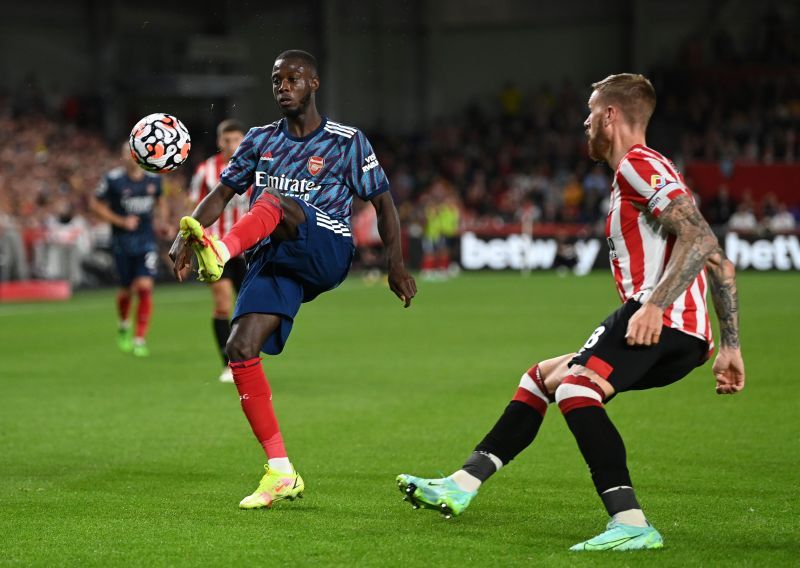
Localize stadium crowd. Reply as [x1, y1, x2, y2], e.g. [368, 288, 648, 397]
[1, 22, 798, 284]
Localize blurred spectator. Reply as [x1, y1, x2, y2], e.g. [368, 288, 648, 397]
[705, 184, 737, 226]
[765, 203, 797, 234]
[0, 210, 30, 281]
[728, 204, 759, 234]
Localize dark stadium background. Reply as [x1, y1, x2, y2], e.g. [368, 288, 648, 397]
[1, 0, 798, 292]
[2, 3, 799, 566]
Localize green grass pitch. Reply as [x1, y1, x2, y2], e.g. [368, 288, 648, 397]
[1, 272, 798, 566]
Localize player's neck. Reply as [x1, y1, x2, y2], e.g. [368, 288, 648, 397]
[126, 164, 145, 181]
[608, 130, 647, 170]
[284, 108, 322, 138]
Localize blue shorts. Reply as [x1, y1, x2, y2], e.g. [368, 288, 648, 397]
[233, 198, 355, 355]
[114, 250, 158, 287]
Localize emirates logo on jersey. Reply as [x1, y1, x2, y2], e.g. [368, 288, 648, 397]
[307, 156, 324, 176]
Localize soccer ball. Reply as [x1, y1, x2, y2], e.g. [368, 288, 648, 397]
[129, 113, 191, 173]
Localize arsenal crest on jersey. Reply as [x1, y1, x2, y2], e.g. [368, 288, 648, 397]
[307, 156, 324, 176]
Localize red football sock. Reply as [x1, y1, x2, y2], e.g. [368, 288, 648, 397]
[134, 288, 152, 339]
[117, 291, 131, 322]
[229, 357, 287, 458]
[221, 193, 283, 258]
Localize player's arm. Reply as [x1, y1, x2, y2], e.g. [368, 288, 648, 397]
[706, 248, 745, 394]
[626, 194, 719, 345]
[168, 182, 236, 280]
[370, 191, 417, 308]
[88, 195, 138, 231]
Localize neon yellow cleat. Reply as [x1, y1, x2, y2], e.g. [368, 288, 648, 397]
[179, 216, 228, 282]
[239, 465, 305, 510]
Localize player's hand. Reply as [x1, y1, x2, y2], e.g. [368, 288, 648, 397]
[625, 302, 663, 346]
[388, 264, 417, 308]
[121, 215, 140, 231]
[169, 233, 193, 282]
[712, 347, 745, 394]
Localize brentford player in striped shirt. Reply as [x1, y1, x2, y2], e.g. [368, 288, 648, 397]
[188, 119, 250, 382]
[397, 74, 745, 551]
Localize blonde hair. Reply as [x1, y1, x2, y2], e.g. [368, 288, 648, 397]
[591, 73, 656, 127]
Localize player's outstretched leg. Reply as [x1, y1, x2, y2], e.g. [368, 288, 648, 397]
[181, 193, 288, 282]
[556, 373, 663, 551]
[398, 361, 555, 518]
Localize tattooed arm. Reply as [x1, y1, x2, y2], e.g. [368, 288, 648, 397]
[625, 194, 718, 346]
[626, 194, 746, 393]
[706, 248, 745, 394]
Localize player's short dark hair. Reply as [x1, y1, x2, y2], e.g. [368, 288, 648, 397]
[275, 49, 318, 77]
[591, 73, 656, 127]
[216, 119, 245, 137]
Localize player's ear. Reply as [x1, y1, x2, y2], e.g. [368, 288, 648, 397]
[604, 105, 616, 126]
[310, 75, 320, 93]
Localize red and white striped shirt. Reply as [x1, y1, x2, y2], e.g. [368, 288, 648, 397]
[607, 144, 713, 348]
[189, 154, 251, 239]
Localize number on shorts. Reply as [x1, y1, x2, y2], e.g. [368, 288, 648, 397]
[145, 251, 158, 272]
[578, 325, 606, 354]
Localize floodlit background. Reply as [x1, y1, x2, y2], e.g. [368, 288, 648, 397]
[0, 1, 798, 566]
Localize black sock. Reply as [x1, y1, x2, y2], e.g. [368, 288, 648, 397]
[466, 401, 545, 482]
[562, 405, 636, 514]
[213, 317, 231, 366]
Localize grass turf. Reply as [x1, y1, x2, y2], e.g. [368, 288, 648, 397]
[0, 272, 797, 566]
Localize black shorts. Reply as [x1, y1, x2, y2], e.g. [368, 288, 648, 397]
[569, 300, 709, 395]
[220, 255, 247, 292]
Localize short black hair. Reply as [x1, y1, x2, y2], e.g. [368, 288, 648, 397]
[275, 49, 318, 77]
[216, 119, 245, 137]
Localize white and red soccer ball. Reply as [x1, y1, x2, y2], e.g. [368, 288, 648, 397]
[129, 113, 191, 173]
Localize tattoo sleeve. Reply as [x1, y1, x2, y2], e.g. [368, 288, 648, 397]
[706, 249, 741, 348]
[648, 194, 719, 310]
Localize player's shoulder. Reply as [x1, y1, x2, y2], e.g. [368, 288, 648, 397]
[107, 167, 126, 180]
[143, 172, 161, 182]
[621, 145, 674, 171]
[323, 118, 361, 141]
[247, 120, 281, 138]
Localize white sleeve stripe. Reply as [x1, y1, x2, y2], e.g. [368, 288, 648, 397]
[324, 125, 354, 139]
[326, 121, 356, 133]
[618, 159, 655, 199]
[644, 157, 678, 183]
[327, 121, 356, 134]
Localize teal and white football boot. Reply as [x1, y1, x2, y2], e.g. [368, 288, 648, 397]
[570, 520, 664, 551]
[396, 474, 477, 519]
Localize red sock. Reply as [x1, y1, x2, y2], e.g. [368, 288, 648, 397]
[117, 291, 131, 322]
[222, 193, 283, 258]
[135, 288, 152, 339]
[229, 357, 287, 458]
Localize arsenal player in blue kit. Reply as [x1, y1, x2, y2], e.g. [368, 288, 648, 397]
[170, 50, 416, 508]
[91, 142, 166, 357]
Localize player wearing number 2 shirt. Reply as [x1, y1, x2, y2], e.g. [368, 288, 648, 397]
[396, 74, 745, 552]
[90, 141, 165, 358]
[169, 50, 416, 510]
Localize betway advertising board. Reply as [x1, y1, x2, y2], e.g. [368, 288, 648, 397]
[459, 232, 800, 272]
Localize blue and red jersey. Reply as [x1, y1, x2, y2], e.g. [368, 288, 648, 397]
[95, 167, 162, 255]
[220, 117, 388, 225]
